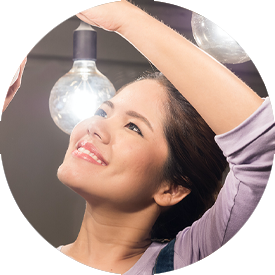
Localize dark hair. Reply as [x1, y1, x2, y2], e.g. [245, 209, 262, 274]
[134, 72, 228, 241]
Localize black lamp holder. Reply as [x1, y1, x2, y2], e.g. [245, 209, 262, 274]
[73, 21, 97, 61]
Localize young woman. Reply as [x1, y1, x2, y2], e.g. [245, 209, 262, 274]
[4, 1, 274, 274]
[56, 1, 274, 273]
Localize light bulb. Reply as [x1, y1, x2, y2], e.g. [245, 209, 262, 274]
[49, 21, 116, 134]
[191, 12, 250, 64]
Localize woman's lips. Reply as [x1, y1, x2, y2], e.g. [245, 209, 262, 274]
[72, 140, 107, 166]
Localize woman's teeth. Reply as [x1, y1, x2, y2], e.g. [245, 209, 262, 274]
[77, 147, 106, 166]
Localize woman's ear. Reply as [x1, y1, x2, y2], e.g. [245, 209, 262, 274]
[153, 182, 191, 207]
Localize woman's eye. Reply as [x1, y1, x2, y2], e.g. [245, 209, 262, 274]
[126, 122, 143, 136]
[94, 108, 107, 118]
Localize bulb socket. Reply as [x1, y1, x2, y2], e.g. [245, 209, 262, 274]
[73, 22, 97, 61]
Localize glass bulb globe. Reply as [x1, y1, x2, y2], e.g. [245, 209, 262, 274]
[49, 60, 115, 134]
[191, 12, 250, 64]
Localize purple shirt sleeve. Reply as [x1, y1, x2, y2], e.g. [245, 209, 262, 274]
[174, 97, 275, 269]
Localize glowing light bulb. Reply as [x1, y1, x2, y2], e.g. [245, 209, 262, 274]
[191, 12, 250, 64]
[49, 21, 116, 134]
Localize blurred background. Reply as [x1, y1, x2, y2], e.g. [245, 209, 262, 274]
[0, 0, 268, 248]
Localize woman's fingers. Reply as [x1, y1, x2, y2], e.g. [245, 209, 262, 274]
[3, 57, 27, 112]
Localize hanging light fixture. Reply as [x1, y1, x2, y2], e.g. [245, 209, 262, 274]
[49, 21, 116, 134]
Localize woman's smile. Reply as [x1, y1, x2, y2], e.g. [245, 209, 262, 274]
[72, 140, 107, 166]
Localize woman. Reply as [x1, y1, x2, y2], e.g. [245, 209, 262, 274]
[4, 1, 274, 274]
[56, 1, 274, 273]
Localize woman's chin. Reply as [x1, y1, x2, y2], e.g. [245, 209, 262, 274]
[56, 161, 94, 200]
[57, 162, 76, 187]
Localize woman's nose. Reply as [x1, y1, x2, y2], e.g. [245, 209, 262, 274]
[87, 118, 111, 144]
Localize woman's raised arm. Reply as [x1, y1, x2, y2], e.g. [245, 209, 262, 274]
[77, 0, 263, 135]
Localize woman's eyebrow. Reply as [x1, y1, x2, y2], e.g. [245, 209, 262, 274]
[126, 110, 154, 132]
[102, 101, 153, 132]
[103, 100, 114, 109]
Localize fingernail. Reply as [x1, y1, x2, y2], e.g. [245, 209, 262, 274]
[10, 67, 20, 87]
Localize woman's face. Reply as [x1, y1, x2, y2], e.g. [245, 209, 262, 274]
[58, 79, 169, 212]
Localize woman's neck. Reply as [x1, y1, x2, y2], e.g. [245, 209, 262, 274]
[62, 202, 160, 274]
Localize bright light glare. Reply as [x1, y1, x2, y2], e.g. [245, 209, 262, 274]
[70, 90, 97, 121]
[49, 60, 116, 134]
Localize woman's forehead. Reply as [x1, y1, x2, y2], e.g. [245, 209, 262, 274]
[115, 79, 167, 104]
[112, 79, 168, 127]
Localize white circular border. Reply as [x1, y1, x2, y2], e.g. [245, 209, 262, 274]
[0, 0, 274, 274]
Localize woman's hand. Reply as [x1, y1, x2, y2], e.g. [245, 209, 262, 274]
[3, 57, 27, 112]
[76, 0, 137, 33]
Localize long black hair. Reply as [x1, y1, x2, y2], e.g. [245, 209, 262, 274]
[134, 72, 228, 241]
